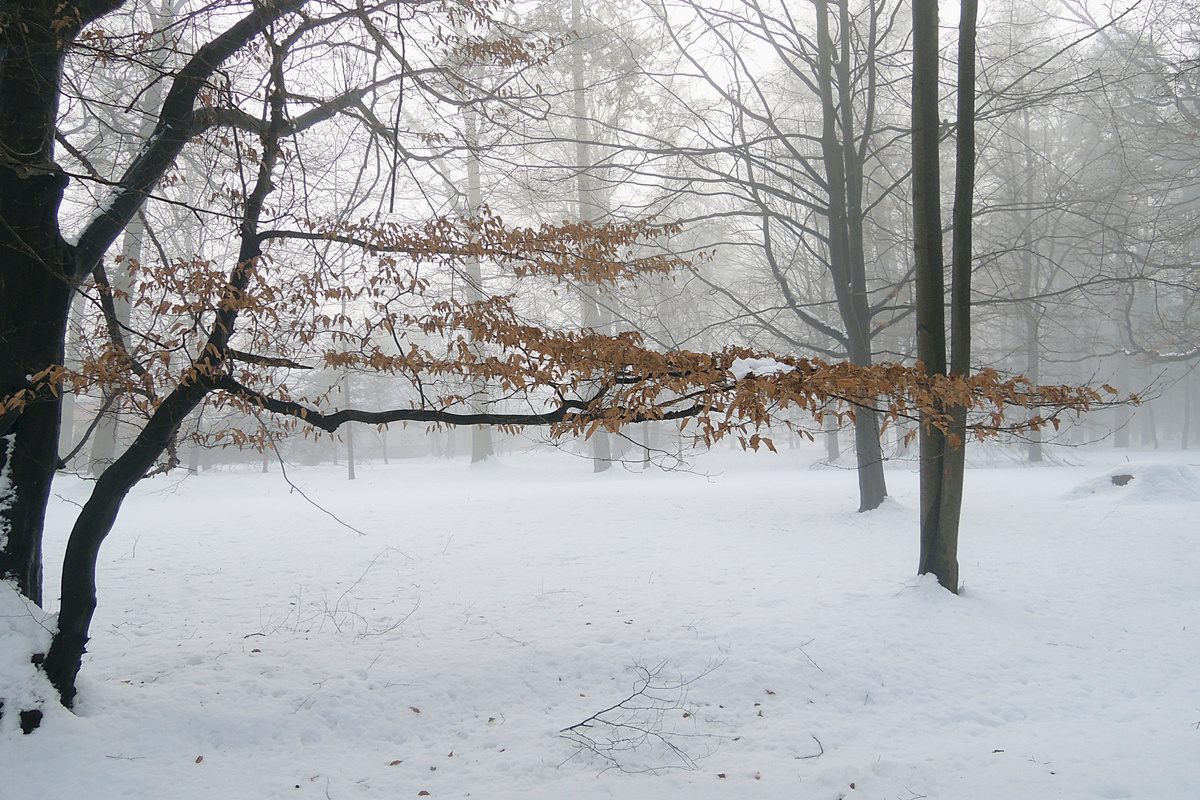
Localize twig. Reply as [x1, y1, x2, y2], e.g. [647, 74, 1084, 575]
[253, 410, 368, 536]
[796, 735, 824, 760]
[560, 661, 722, 774]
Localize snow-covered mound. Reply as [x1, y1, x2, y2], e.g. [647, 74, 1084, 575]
[1064, 461, 1200, 502]
[0, 580, 56, 735]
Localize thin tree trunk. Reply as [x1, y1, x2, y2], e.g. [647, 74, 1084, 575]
[43, 380, 209, 706]
[58, 294, 86, 469]
[1026, 326, 1043, 462]
[43, 42, 288, 703]
[1114, 359, 1131, 447]
[814, 0, 887, 510]
[463, 97, 493, 464]
[1142, 402, 1158, 449]
[340, 297, 356, 480]
[572, 0, 610, 473]
[1181, 373, 1192, 450]
[825, 413, 841, 461]
[345, 383, 356, 480]
[1016, 110, 1043, 463]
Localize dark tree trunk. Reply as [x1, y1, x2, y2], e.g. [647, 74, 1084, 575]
[0, 266, 72, 605]
[42, 381, 209, 706]
[913, 0, 977, 593]
[0, 0, 301, 707]
[0, 5, 81, 604]
[42, 25, 288, 703]
[932, 0, 978, 593]
[912, 0, 948, 582]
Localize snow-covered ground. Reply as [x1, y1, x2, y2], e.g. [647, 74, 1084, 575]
[3, 444, 1199, 799]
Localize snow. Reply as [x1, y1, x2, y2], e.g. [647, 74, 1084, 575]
[0, 580, 55, 733]
[3, 445, 1200, 798]
[1064, 461, 1200, 503]
[730, 357, 794, 380]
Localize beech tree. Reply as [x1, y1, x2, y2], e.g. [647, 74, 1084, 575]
[911, 0, 975, 591]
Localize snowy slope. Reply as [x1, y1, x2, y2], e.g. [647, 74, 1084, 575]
[2, 445, 1198, 799]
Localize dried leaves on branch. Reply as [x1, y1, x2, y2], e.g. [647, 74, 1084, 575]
[5, 198, 1117, 455]
[1, 0, 1116, 464]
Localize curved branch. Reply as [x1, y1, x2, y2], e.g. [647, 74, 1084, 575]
[208, 375, 706, 432]
[72, 0, 306, 281]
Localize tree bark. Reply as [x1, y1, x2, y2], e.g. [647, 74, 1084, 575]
[572, 0, 611, 473]
[0, 4, 81, 604]
[464, 98, 493, 464]
[41, 18, 292, 702]
[913, 0, 977, 593]
[42, 380, 210, 706]
[912, 0, 947, 570]
[816, 0, 887, 510]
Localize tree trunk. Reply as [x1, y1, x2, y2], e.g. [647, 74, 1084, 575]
[824, 413, 841, 461]
[43, 381, 209, 706]
[1142, 402, 1158, 449]
[0, 8, 79, 604]
[43, 32, 287, 704]
[1017, 110, 1043, 463]
[0, 279, 71, 606]
[1025, 323, 1043, 462]
[572, 0, 611, 473]
[912, 0, 948, 582]
[1181, 373, 1192, 450]
[1114, 358, 1131, 447]
[913, 0, 976, 593]
[58, 295, 87, 469]
[814, 0, 887, 511]
[463, 96, 493, 464]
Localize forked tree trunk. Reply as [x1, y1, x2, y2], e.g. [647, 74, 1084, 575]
[913, 0, 977, 593]
[814, 0, 887, 511]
